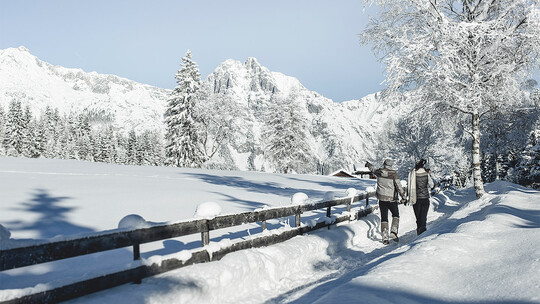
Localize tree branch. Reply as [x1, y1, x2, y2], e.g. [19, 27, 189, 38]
[458, 121, 474, 138]
[449, 104, 474, 115]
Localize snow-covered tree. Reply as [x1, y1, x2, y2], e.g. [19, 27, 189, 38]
[3, 100, 26, 155]
[263, 91, 313, 174]
[196, 84, 239, 162]
[164, 51, 205, 167]
[360, 0, 540, 198]
[126, 129, 138, 164]
[513, 120, 540, 189]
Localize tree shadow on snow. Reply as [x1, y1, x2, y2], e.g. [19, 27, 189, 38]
[210, 191, 268, 210]
[7, 188, 94, 239]
[183, 173, 341, 202]
[1, 189, 138, 292]
[282, 175, 376, 193]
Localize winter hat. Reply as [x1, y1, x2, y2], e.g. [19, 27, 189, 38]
[415, 159, 427, 170]
[383, 159, 393, 169]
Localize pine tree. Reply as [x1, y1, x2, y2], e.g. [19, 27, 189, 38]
[164, 51, 205, 167]
[515, 124, 540, 189]
[263, 91, 313, 174]
[0, 105, 6, 155]
[76, 114, 93, 161]
[127, 129, 138, 164]
[3, 100, 25, 156]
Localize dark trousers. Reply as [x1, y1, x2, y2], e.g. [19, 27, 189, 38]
[413, 198, 430, 233]
[379, 201, 399, 222]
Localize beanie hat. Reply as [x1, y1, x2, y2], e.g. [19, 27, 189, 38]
[415, 159, 427, 170]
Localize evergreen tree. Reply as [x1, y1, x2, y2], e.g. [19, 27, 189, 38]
[164, 51, 205, 167]
[76, 114, 93, 161]
[515, 123, 540, 189]
[263, 91, 313, 174]
[3, 100, 25, 155]
[126, 129, 138, 164]
[0, 105, 5, 155]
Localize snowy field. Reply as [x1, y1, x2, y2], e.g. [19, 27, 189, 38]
[1, 157, 539, 303]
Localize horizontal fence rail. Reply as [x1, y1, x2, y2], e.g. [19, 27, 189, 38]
[1, 190, 377, 304]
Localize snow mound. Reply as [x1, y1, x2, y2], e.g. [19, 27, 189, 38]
[0, 224, 10, 241]
[291, 192, 309, 205]
[195, 202, 222, 219]
[323, 191, 335, 201]
[366, 186, 376, 193]
[346, 188, 358, 197]
[118, 214, 149, 229]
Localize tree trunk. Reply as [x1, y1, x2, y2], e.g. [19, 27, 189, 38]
[471, 113, 485, 198]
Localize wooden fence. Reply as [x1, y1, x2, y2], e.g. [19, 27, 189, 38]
[0, 190, 377, 304]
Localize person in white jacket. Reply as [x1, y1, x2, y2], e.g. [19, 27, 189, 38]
[407, 159, 435, 235]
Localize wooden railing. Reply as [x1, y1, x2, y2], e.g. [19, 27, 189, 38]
[0, 190, 376, 304]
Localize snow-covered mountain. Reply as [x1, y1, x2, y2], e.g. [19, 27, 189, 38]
[0, 47, 391, 172]
[203, 57, 389, 171]
[0, 46, 169, 134]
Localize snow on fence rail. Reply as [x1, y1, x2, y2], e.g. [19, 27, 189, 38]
[0, 190, 376, 304]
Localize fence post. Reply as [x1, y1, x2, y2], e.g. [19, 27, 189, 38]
[326, 206, 331, 229]
[201, 221, 210, 246]
[261, 220, 267, 231]
[366, 196, 369, 207]
[133, 244, 141, 261]
[133, 243, 141, 284]
[295, 213, 301, 227]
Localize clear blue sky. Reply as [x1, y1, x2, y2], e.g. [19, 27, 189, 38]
[0, 0, 384, 102]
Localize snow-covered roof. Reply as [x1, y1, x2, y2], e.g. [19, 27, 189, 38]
[330, 169, 356, 178]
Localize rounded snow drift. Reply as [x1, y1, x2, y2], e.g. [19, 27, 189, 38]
[0, 224, 11, 241]
[346, 188, 358, 197]
[323, 191, 335, 201]
[195, 202, 222, 218]
[118, 214, 148, 230]
[291, 192, 309, 205]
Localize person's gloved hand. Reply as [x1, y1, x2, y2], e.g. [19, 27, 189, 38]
[400, 198, 408, 205]
[365, 161, 372, 167]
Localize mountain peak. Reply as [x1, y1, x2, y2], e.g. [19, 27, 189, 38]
[245, 57, 261, 70]
[17, 46, 30, 52]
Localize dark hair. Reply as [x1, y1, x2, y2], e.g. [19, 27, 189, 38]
[415, 159, 427, 170]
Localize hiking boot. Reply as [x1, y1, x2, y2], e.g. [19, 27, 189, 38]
[381, 221, 389, 244]
[391, 217, 399, 242]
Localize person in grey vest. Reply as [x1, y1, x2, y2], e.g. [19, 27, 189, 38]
[407, 159, 435, 235]
[366, 159, 407, 244]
